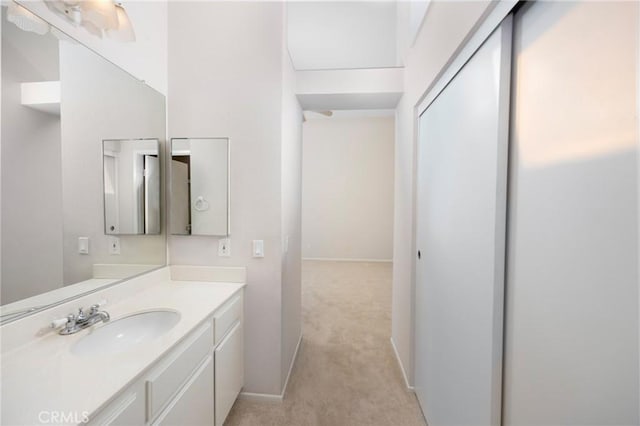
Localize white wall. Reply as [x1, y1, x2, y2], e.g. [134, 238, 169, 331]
[60, 42, 166, 284]
[392, 0, 494, 385]
[302, 115, 394, 261]
[168, 2, 301, 396]
[296, 67, 403, 110]
[296, 68, 404, 96]
[1, 14, 63, 303]
[287, 1, 398, 70]
[280, 29, 303, 387]
[17, 0, 168, 94]
[503, 2, 639, 424]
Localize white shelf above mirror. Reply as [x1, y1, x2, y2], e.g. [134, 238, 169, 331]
[20, 80, 61, 115]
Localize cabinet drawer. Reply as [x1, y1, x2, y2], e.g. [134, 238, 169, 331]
[146, 320, 213, 422]
[152, 356, 215, 426]
[214, 294, 242, 345]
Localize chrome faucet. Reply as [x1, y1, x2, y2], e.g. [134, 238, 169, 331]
[51, 302, 110, 335]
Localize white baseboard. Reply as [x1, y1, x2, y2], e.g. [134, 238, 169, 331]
[238, 392, 283, 403]
[390, 337, 414, 391]
[302, 257, 392, 263]
[239, 334, 303, 403]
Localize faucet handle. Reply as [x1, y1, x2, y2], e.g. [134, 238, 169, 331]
[89, 300, 107, 315]
[77, 308, 86, 321]
[50, 317, 68, 329]
[50, 314, 75, 329]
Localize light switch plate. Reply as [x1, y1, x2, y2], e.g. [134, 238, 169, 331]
[78, 237, 89, 255]
[108, 236, 120, 255]
[218, 238, 230, 257]
[253, 240, 264, 258]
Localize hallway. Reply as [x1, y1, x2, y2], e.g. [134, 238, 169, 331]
[226, 261, 425, 426]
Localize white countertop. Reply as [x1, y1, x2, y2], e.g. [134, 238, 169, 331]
[0, 276, 244, 425]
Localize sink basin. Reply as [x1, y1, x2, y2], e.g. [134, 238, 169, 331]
[71, 310, 180, 356]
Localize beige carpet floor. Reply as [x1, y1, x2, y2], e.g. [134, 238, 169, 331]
[225, 260, 426, 426]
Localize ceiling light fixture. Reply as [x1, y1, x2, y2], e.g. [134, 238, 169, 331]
[105, 3, 134, 42]
[44, 0, 136, 42]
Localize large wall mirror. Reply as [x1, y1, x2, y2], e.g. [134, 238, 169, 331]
[170, 138, 230, 236]
[0, 2, 167, 322]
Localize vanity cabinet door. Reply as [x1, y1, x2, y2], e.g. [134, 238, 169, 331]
[215, 321, 243, 426]
[152, 355, 214, 426]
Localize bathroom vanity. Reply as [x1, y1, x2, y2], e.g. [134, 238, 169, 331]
[0, 266, 245, 426]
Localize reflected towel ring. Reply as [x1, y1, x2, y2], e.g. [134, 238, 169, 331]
[194, 196, 210, 212]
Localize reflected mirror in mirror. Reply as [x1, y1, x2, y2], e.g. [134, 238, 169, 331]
[170, 138, 230, 236]
[103, 139, 161, 235]
[0, 2, 167, 322]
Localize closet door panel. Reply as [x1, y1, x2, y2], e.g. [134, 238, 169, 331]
[414, 19, 512, 426]
[504, 2, 639, 424]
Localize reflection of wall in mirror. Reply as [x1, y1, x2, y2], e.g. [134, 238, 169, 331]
[1, 9, 63, 304]
[190, 138, 228, 236]
[60, 42, 166, 285]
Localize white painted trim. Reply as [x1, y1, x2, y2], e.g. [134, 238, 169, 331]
[238, 335, 303, 403]
[238, 392, 283, 403]
[391, 337, 414, 391]
[410, 0, 433, 48]
[302, 257, 392, 263]
[416, 0, 518, 116]
[637, 2, 640, 422]
[281, 334, 303, 398]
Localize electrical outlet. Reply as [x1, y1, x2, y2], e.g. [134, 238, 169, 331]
[108, 236, 120, 255]
[218, 238, 230, 257]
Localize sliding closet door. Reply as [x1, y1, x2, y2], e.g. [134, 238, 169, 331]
[503, 2, 639, 424]
[414, 19, 512, 426]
